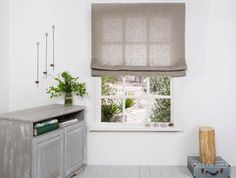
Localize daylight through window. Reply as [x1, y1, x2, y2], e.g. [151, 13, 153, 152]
[101, 76, 171, 124]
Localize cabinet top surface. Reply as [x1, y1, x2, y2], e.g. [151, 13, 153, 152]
[0, 104, 86, 123]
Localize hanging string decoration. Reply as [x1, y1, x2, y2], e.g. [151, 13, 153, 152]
[43, 33, 49, 78]
[34, 25, 56, 87]
[50, 25, 55, 70]
[35, 42, 40, 87]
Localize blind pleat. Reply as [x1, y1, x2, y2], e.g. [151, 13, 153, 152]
[91, 3, 186, 77]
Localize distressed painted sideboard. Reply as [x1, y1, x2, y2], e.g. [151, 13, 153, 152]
[0, 104, 86, 178]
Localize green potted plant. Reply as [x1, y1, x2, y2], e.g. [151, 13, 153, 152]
[47, 71, 87, 106]
[101, 98, 136, 122]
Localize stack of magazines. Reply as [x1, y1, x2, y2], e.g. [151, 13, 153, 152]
[33, 119, 59, 136]
[59, 118, 78, 127]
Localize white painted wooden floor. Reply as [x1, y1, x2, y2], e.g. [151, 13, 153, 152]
[74, 165, 236, 178]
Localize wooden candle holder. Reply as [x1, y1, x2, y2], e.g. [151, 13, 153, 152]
[199, 127, 216, 164]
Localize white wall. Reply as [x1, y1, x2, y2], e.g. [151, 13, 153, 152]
[9, 0, 236, 165]
[0, 0, 9, 113]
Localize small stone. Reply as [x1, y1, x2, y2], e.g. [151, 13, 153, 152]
[153, 123, 159, 127]
[160, 123, 168, 127]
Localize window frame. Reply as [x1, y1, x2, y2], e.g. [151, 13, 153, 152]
[92, 76, 183, 132]
[101, 76, 172, 123]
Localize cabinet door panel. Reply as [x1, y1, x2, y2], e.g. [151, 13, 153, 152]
[33, 131, 63, 178]
[64, 123, 84, 177]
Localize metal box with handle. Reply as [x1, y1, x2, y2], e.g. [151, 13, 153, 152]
[187, 156, 230, 178]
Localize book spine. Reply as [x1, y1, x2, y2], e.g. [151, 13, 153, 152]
[34, 123, 59, 136]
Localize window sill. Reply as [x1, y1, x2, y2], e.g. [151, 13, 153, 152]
[89, 126, 183, 132]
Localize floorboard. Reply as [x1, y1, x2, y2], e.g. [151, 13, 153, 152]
[150, 166, 162, 178]
[139, 166, 151, 178]
[74, 165, 236, 178]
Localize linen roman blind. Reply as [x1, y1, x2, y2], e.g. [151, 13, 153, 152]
[91, 3, 186, 77]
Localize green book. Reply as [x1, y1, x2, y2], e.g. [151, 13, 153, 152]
[34, 122, 59, 136]
[34, 119, 58, 128]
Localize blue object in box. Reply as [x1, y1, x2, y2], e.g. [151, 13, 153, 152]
[187, 156, 230, 178]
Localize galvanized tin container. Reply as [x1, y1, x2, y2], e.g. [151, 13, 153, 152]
[187, 156, 230, 178]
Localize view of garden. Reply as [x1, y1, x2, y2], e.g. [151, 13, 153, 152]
[101, 76, 171, 123]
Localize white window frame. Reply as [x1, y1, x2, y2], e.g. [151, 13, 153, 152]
[91, 76, 183, 132]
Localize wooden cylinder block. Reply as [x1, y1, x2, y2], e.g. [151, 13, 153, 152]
[199, 127, 216, 164]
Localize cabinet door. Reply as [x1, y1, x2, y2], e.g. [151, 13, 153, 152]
[64, 123, 85, 177]
[33, 131, 63, 178]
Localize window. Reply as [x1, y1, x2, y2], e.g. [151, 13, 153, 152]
[91, 4, 186, 131]
[101, 76, 172, 126]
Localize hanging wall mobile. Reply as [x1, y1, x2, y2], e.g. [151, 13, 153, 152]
[35, 25, 56, 87]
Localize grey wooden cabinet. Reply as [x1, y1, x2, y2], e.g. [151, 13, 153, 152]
[0, 104, 86, 178]
[33, 130, 64, 178]
[64, 123, 85, 177]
